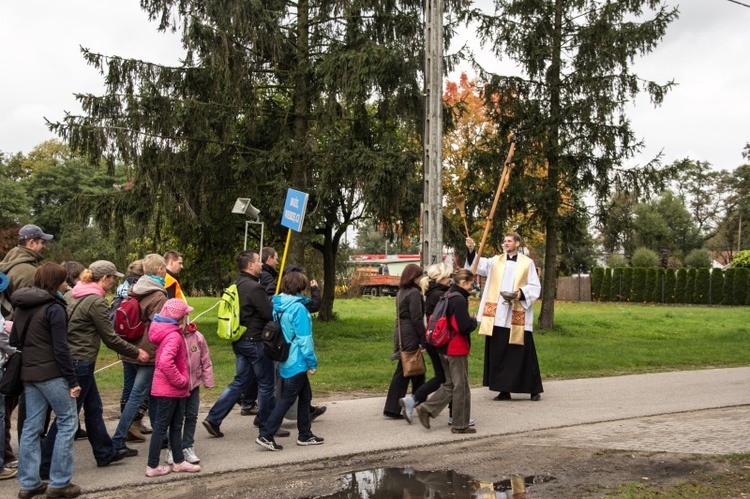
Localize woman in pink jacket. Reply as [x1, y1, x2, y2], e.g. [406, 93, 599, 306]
[144, 299, 201, 477]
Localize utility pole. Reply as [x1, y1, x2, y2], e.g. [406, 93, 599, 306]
[422, 0, 444, 268]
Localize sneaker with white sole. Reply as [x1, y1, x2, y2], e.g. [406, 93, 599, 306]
[256, 436, 283, 451]
[183, 447, 200, 464]
[0, 467, 17, 480]
[399, 396, 415, 424]
[172, 461, 201, 473]
[165, 449, 174, 465]
[297, 435, 324, 446]
[448, 417, 476, 426]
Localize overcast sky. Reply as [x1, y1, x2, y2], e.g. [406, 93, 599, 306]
[1, 1, 748, 173]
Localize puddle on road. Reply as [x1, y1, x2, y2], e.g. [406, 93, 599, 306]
[313, 467, 555, 498]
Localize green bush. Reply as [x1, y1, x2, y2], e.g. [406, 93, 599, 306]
[731, 249, 750, 268]
[607, 254, 629, 268]
[621, 268, 633, 302]
[722, 268, 736, 305]
[631, 247, 660, 268]
[631, 268, 647, 302]
[600, 268, 612, 302]
[734, 268, 749, 306]
[675, 268, 687, 303]
[664, 268, 676, 304]
[591, 267, 604, 301]
[710, 268, 724, 305]
[685, 268, 697, 304]
[644, 268, 657, 302]
[611, 267, 624, 302]
[684, 248, 713, 268]
[694, 268, 710, 304]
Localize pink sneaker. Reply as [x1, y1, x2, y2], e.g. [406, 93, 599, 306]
[145, 465, 171, 477]
[172, 461, 201, 473]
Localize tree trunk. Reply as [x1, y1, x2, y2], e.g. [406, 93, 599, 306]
[319, 224, 337, 321]
[290, 0, 310, 267]
[538, 0, 564, 330]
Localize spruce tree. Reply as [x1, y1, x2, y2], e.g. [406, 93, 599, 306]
[470, 0, 677, 327]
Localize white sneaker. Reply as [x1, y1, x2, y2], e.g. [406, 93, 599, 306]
[448, 417, 476, 426]
[165, 449, 174, 465]
[183, 447, 200, 464]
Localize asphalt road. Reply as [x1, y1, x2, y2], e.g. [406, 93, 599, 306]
[1, 367, 748, 498]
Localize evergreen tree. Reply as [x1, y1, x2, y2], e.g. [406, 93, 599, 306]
[722, 268, 736, 306]
[644, 268, 657, 302]
[685, 268, 697, 304]
[600, 267, 612, 302]
[654, 268, 665, 303]
[663, 268, 676, 304]
[733, 268, 749, 306]
[48, 0, 453, 315]
[470, 0, 677, 327]
[591, 267, 604, 301]
[710, 268, 724, 306]
[621, 268, 634, 302]
[611, 267, 623, 302]
[675, 268, 687, 304]
[694, 268, 710, 305]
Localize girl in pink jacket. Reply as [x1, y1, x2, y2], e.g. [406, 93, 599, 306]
[165, 319, 214, 466]
[145, 299, 201, 476]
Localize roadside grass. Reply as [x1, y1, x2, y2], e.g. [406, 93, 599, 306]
[93, 297, 750, 403]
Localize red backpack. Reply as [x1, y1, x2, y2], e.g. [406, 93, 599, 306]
[425, 292, 455, 348]
[114, 297, 146, 341]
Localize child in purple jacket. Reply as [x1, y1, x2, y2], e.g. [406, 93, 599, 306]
[145, 299, 201, 477]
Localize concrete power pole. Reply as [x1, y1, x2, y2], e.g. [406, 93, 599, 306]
[422, 0, 444, 268]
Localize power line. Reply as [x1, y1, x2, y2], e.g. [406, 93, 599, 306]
[727, 0, 750, 9]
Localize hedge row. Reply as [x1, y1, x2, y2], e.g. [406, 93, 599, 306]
[591, 267, 750, 305]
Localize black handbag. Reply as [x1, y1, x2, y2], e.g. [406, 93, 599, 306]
[0, 308, 40, 397]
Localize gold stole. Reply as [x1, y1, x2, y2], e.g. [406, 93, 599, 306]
[478, 254, 531, 346]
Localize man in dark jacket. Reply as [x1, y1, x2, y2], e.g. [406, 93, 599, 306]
[203, 251, 280, 441]
[259, 247, 279, 295]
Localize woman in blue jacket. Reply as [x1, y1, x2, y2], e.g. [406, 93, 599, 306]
[256, 271, 322, 451]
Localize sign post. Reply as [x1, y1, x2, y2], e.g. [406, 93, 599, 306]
[276, 188, 309, 294]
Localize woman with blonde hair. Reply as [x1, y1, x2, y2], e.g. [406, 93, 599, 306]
[399, 262, 452, 423]
[416, 269, 478, 433]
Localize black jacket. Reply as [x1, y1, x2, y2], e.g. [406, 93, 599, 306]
[424, 281, 450, 318]
[260, 264, 279, 296]
[392, 285, 425, 355]
[237, 272, 273, 340]
[9, 287, 78, 387]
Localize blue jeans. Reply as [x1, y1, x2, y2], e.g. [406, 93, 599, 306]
[179, 387, 200, 449]
[112, 364, 155, 450]
[42, 361, 116, 472]
[263, 371, 312, 441]
[19, 378, 78, 491]
[121, 361, 137, 401]
[206, 340, 275, 434]
[148, 396, 185, 468]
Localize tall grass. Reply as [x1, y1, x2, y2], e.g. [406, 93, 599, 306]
[94, 297, 750, 402]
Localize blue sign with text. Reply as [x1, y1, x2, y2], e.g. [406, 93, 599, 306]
[281, 188, 309, 232]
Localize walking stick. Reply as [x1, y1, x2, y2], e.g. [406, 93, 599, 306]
[453, 194, 471, 239]
[471, 141, 516, 274]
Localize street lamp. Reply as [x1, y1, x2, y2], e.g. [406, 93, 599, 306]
[232, 198, 264, 251]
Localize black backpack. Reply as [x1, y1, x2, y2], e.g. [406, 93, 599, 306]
[261, 311, 291, 362]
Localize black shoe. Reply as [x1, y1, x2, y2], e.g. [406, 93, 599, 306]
[18, 483, 47, 499]
[310, 405, 327, 421]
[253, 416, 260, 427]
[202, 419, 224, 438]
[530, 393, 541, 401]
[493, 392, 512, 401]
[275, 428, 290, 438]
[97, 446, 133, 467]
[74, 428, 88, 441]
[120, 446, 139, 457]
[240, 401, 259, 416]
[256, 436, 283, 451]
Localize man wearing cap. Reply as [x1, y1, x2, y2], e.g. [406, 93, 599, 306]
[0, 224, 53, 469]
[0, 224, 54, 320]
